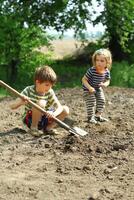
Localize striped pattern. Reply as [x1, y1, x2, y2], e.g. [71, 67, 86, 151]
[83, 66, 110, 91]
[21, 85, 57, 112]
[83, 88, 105, 118]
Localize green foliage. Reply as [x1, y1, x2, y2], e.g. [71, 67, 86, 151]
[0, 0, 134, 92]
[51, 61, 88, 89]
[0, 19, 53, 83]
[53, 60, 134, 89]
[94, 0, 134, 61]
[0, 0, 54, 83]
[1, 0, 134, 66]
[17, 51, 54, 89]
[0, 88, 9, 98]
[1, 60, 134, 98]
[0, 0, 93, 33]
[111, 62, 134, 88]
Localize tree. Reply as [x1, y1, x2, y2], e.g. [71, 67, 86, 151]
[94, 0, 134, 60]
[1, 0, 134, 81]
[1, 0, 93, 32]
[0, 0, 52, 83]
[0, 0, 95, 83]
[23, 0, 134, 61]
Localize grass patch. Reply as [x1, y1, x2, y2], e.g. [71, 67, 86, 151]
[111, 62, 134, 87]
[0, 60, 134, 98]
[0, 88, 10, 98]
[51, 61, 88, 89]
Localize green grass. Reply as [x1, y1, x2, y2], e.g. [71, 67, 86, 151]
[52, 60, 134, 89]
[0, 88, 10, 98]
[52, 62, 87, 89]
[111, 62, 134, 87]
[0, 60, 134, 97]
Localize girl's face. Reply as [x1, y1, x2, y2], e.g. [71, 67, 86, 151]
[36, 80, 53, 95]
[95, 54, 107, 74]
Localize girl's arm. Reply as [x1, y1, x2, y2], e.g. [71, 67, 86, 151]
[99, 79, 110, 87]
[82, 75, 95, 93]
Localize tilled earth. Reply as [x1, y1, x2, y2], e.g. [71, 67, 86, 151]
[0, 87, 134, 200]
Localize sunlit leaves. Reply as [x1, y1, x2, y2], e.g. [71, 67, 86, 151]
[94, 0, 134, 52]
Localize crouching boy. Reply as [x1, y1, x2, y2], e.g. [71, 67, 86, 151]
[10, 66, 69, 136]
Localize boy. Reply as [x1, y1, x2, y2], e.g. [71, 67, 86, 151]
[10, 66, 69, 136]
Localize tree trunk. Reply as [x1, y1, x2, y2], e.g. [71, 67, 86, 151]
[9, 59, 20, 83]
[109, 35, 128, 61]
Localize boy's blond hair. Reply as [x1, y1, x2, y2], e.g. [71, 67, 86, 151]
[92, 49, 112, 70]
[34, 66, 57, 84]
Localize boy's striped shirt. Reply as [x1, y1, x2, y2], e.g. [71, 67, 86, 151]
[21, 85, 58, 112]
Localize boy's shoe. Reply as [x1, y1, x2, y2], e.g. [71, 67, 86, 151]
[88, 116, 98, 124]
[28, 128, 43, 137]
[95, 116, 109, 122]
[44, 129, 59, 135]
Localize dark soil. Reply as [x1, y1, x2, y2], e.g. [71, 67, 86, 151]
[0, 87, 134, 200]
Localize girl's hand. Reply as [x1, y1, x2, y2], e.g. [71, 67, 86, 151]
[99, 82, 107, 87]
[89, 86, 95, 93]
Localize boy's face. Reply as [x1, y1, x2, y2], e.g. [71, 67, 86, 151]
[95, 54, 107, 74]
[35, 80, 53, 94]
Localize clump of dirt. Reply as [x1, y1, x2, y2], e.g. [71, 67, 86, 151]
[0, 87, 134, 200]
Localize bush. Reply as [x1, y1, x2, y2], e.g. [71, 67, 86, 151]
[111, 62, 134, 88]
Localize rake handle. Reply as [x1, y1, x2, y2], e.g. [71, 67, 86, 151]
[0, 80, 71, 131]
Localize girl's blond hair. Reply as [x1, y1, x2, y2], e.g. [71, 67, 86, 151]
[92, 49, 112, 70]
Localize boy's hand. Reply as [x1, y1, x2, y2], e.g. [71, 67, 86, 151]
[45, 111, 54, 123]
[46, 111, 54, 119]
[21, 95, 29, 105]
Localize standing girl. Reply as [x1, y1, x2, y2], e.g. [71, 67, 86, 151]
[82, 49, 112, 124]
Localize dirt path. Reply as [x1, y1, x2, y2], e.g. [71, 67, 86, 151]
[0, 87, 134, 200]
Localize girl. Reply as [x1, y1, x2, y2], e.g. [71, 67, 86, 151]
[82, 49, 112, 124]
